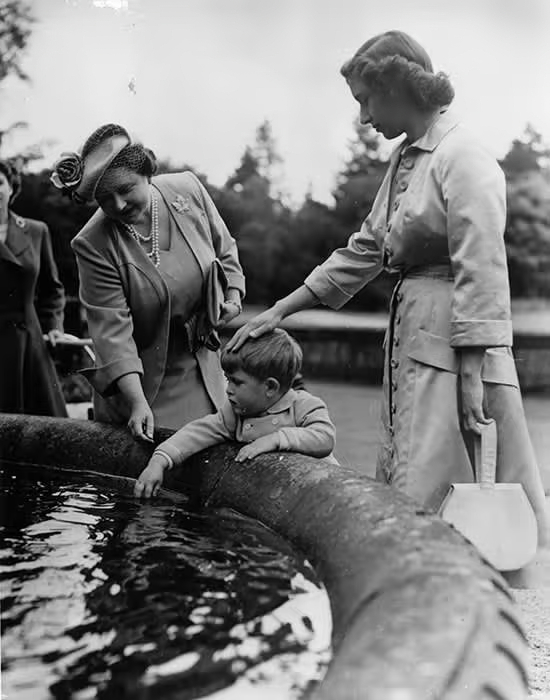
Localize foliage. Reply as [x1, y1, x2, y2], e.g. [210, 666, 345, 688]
[498, 125, 550, 298]
[0, 0, 35, 151]
[505, 172, 550, 298]
[8, 114, 550, 320]
[12, 169, 95, 297]
[333, 121, 389, 225]
[3, 0, 550, 308]
[330, 120, 395, 309]
[499, 124, 550, 179]
[0, 0, 34, 83]
[215, 127, 292, 304]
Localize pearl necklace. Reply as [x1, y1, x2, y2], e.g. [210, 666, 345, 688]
[121, 189, 160, 267]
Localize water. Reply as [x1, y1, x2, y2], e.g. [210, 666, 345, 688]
[0, 467, 331, 700]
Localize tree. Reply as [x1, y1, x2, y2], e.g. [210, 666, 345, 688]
[332, 120, 389, 227]
[217, 121, 293, 304]
[505, 172, 550, 298]
[330, 120, 394, 310]
[269, 198, 346, 302]
[499, 124, 550, 180]
[251, 120, 284, 197]
[226, 120, 285, 200]
[0, 0, 34, 83]
[226, 147, 262, 192]
[0, 0, 35, 151]
[13, 169, 96, 298]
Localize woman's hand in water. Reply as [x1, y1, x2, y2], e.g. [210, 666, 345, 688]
[225, 305, 284, 352]
[134, 455, 168, 498]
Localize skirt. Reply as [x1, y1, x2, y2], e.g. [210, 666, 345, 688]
[375, 268, 549, 546]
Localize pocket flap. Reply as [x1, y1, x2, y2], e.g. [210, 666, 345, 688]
[407, 329, 459, 373]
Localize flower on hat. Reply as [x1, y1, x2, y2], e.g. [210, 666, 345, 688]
[50, 152, 84, 190]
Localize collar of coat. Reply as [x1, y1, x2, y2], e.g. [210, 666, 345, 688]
[262, 388, 298, 415]
[401, 107, 459, 153]
[0, 211, 29, 265]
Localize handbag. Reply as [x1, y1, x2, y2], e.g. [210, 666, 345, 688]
[192, 259, 228, 352]
[439, 420, 538, 571]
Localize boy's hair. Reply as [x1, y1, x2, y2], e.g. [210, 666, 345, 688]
[222, 329, 303, 393]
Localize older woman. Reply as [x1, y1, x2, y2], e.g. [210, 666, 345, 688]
[51, 124, 245, 440]
[228, 31, 549, 545]
[0, 159, 67, 416]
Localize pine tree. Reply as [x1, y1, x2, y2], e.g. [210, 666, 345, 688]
[332, 120, 389, 227]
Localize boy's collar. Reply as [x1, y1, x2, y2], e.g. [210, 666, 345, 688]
[264, 388, 297, 414]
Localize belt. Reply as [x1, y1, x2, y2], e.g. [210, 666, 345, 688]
[400, 262, 454, 281]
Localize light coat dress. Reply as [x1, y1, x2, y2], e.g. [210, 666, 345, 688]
[304, 109, 549, 544]
[71, 172, 245, 431]
[0, 213, 67, 416]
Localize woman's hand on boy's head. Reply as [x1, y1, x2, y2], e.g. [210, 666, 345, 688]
[134, 458, 167, 498]
[226, 306, 283, 352]
[235, 434, 280, 462]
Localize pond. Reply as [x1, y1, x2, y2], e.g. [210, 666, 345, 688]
[0, 467, 331, 700]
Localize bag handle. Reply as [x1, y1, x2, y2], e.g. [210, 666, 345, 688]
[474, 419, 497, 487]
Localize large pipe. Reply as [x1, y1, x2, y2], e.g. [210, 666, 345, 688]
[0, 414, 529, 700]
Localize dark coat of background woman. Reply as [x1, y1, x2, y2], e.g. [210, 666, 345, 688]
[0, 160, 67, 416]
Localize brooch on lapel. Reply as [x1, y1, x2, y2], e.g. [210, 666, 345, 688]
[172, 195, 191, 214]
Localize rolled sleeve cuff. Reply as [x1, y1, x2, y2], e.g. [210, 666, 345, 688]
[153, 449, 175, 470]
[225, 272, 246, 297]
[450, 320, 513, 347]
[81, 356, 144, 396]
[155, 442, 185, 466]
[304, 266, 353, 310]
[277, 430, 290, 450]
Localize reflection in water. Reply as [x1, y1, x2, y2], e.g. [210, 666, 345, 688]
[0, 469, 331, 699]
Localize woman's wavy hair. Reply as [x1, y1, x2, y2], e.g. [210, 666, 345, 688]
[341, 30, 454, 111]
[0, 159, 22, 204]
[82, 123, 158, 180]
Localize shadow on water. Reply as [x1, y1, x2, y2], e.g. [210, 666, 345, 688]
[0, 467, 331, 700]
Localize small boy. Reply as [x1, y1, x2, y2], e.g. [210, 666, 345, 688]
[134, 329, 336, 498]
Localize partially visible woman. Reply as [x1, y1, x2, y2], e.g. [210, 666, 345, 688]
[0, 159, 67, 416]
[228, 31, 549, 546]
[51, 124, 245, 440]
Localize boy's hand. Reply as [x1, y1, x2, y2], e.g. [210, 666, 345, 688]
[134, 456, 167, 498]
[235, 434, 280, 462]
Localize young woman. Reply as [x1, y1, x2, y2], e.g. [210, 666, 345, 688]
[228, 30, 549, 546]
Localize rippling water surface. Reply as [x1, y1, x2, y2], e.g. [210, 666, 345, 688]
[0, 467, 331, 699]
